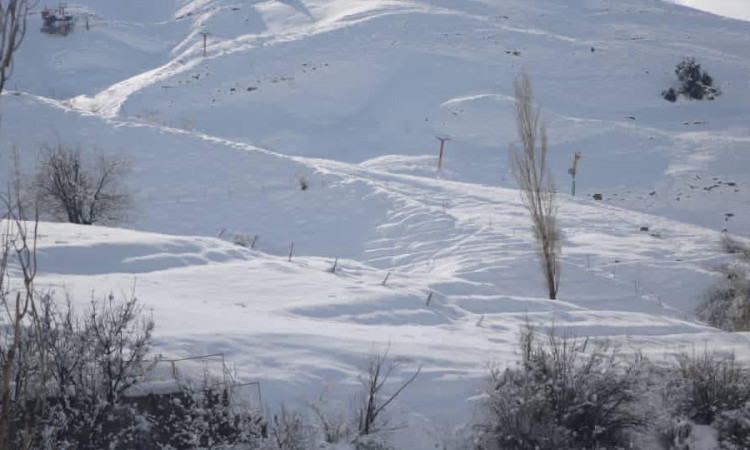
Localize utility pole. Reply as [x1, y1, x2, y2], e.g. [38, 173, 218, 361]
[436, 135, 450, 170]
[199, 32, 209, 57]
[568, 150, 581, 196]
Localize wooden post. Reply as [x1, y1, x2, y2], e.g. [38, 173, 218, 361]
[200, 32, 209, 57]
[436, 136, 450, 170]
[288, 242, 294, 262]
[330, 257, 338, 273]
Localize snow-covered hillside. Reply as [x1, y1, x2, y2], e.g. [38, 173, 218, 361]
[3, 0, 750, 447]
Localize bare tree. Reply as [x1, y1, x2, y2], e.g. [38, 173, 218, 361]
[355, 346, 421, 437]
[511, 74, 561, 300]
[0, 0, 29, 101]
[34, 142, 132, 225]
[0, 183, 45, 449]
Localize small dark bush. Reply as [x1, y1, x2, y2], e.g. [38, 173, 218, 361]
[475, 325, 646, 450]
[663, 58, 720, 102]
[662, 87, 677, 103]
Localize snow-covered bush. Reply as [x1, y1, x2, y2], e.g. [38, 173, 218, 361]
[662, 58, 720, 102]
[655, 351, 750, 449]
[474, 325, 646, 450]
[666, 351, 750, 425]
[36, 292, 155, 449]
[310, 401, 353, 444]
[145, 384, 265, 449]
[32, 292, 268, 449]
[665, 351, 750, 426]
[655, 418, 701, 450]
[695, 234, 750, 332]
[715, 401, 750, 450]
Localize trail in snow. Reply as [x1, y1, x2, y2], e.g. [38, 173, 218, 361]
[67, 0, 476, 118]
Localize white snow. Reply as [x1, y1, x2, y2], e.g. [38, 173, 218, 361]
[3, 0, 750, 447]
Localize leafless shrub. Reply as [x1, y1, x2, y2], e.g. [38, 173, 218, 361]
[355, 346, 421, 438]
[6, 145, 34, 220]
[475, 325, 646, 450]
[261, 404, 314, 450]
[39, 291, 155, 449]
[664, 351, 750, 426]
[0, 179, 45, 449]
[309, 400, 352, 444]
[510, 74, 561, 300]
[86, 292, 154, 403]
[720, 233, 750, 261]
[34, 141, 132, 225]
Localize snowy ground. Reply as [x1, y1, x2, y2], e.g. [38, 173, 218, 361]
[3, 0, 750, 447]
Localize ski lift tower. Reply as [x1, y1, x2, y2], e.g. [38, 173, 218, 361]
[568, 151, 581, 196]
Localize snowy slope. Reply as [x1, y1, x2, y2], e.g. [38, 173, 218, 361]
[3, 0, 750, 446]
[12, 0, 750, 233]
[30, 221, 750, 446]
